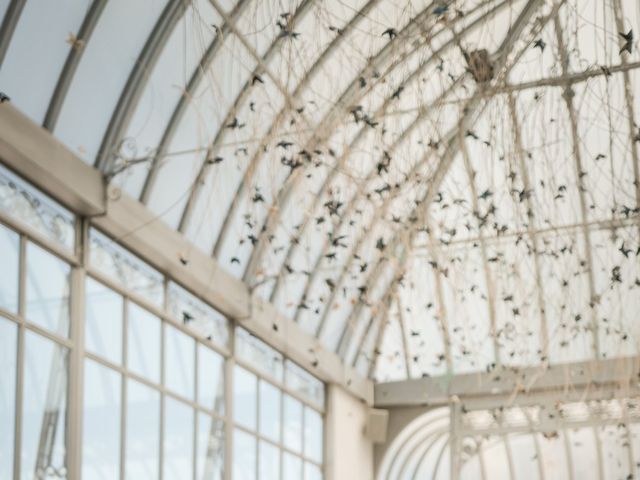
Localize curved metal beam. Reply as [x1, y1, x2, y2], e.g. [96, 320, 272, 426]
[553, 16, 599, 357]
[274, 0, 511, 318]
[43, 0, 108, 131]
[507, 93, 550, 360]
[459, 136, 500, 365]
[611, 0, 640, 217]
[138, 0, 250, 203]
[311, 109, 450, 341]
[384, 424, 449, 480]
[178, 0, 320, 237]
[397, 295, 413, 379]
[409, 431, 450, 479]
[141, 0, 317, 205]
[347, 273, 399, 374]
[287, 80, 460, 334]
[140, 0, 318, 201]
[0, 0, 25, 66]
[239, 0, 493, 281]
[427, 218, 454, 372]
[182, 0, 387, 243]
[96, 0, 186, 172]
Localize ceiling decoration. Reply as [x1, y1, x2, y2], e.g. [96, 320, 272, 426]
[1, 0, 639, 382]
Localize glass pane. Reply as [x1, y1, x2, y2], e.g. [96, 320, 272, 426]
[0, 316, 17, 480]
[127, 302, 161, 383]
[126, 379, 160, 480]
[82, 359, 121, 480]
[89, 229, 164, 307]
[305, 462, 322, 480]
[25, 242, 71, 337]
[0, 164, 75, 250]
[232, 429, 256, 480]
[283, 395, 302, 453]
[196, 413, 225, 480]
[198, 345, 224, 413]
[167, 282, 230, 347]
[304, 408, 323, 463]
[165, 324, 195, 400]
[0, 0, 90, 123]
[259, 380, 281, 442]
[283, 452, 302, 480]
[233, 366, 256, 431]
[259, 441, 280, 480]
[0, 0, 8, 22]
[285, 361, 324, 409]
[21, 331, 69, 479]
[235, 328, 283, 381]
[85, 277, 123, 365]
[0, 223, 19, 314]
[164, 397, 194, 480]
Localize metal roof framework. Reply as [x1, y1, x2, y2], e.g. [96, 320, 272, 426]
[1, 0, 640, 423]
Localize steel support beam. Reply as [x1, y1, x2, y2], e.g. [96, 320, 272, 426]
[0, 0, 25, 66]
[96, 0, 187, 171]
[0, 104, 373, 403]
[374, 355, 640, 408]
[554, 16, 600, 357]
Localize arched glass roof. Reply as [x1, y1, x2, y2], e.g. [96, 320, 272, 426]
[1, 0, 639, 382]
[378, 402, 640, 479]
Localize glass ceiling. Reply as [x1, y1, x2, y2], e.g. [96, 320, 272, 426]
[378, 402, 640, 479]
[1, 0, 639, 382]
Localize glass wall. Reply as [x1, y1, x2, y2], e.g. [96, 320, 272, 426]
[233, 328, 325, 480]
[0, 162, 324, 480]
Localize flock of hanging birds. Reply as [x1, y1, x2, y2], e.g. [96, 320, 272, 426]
[2, 1, 639, 384]
[179, 3, 640, 382]
[173, 3, 640, 382]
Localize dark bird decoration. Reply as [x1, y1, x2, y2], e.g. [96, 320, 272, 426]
[619, 29, 633, 55]
[277, 17, 300, 39]
[281, 156, 302, 171]
[206, 156, 224, 165]
[533, 39, 546, 51]
[377, 151, 392, 175]
[225, 117, 245, 129]
[392, 85, 404, 100]
[277, 140, 293, 150]
[0, 92, 9, 103]
[466, 130, 479, 140]
[478, 189, 493, 200]
[433, 5, 448, 16]
[324, 200, 343, 216]
[382, 28, 398, 39]
[619, 242, 631, 258]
